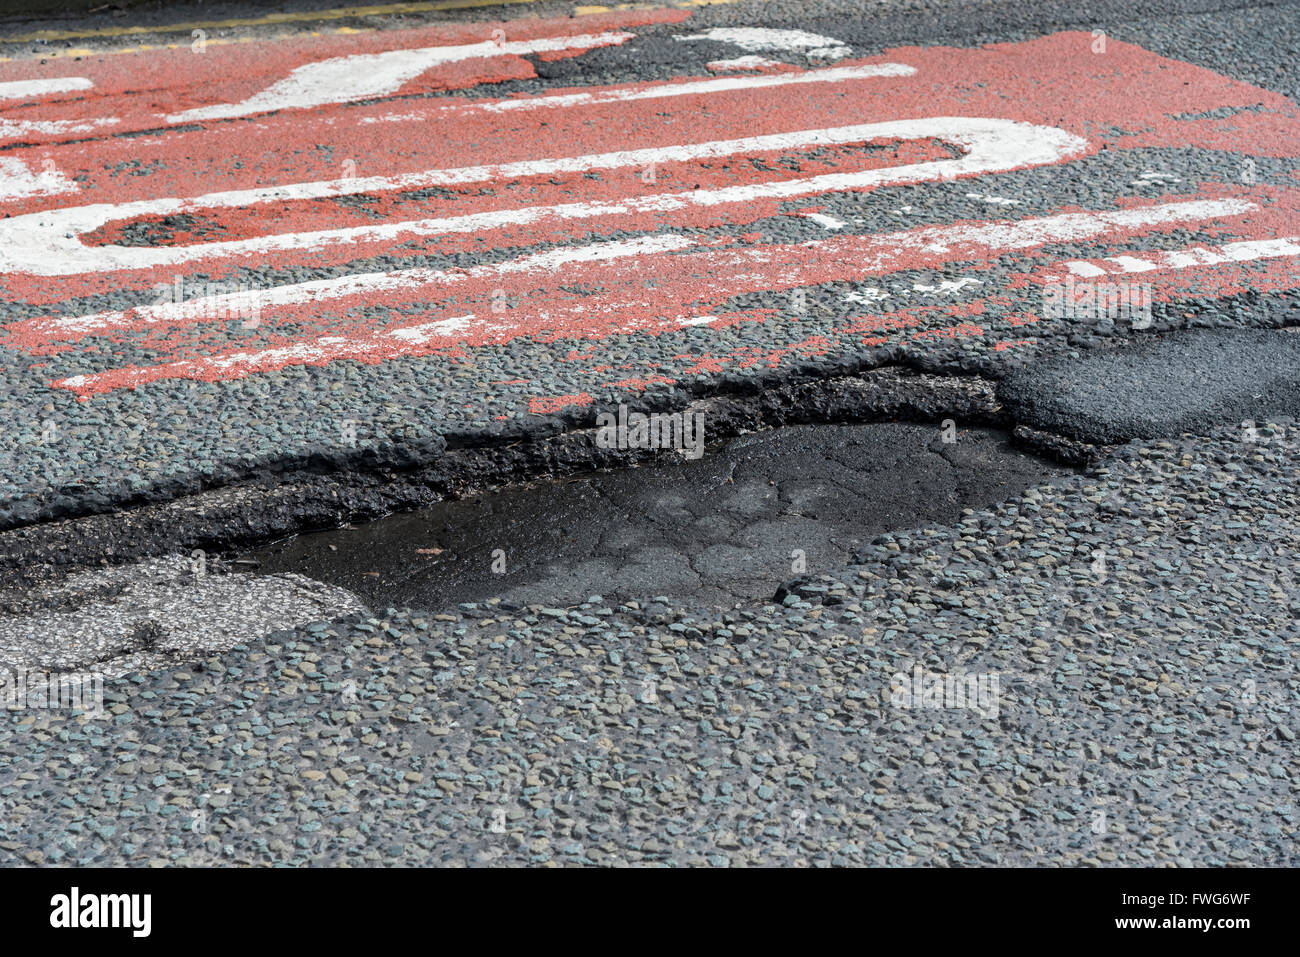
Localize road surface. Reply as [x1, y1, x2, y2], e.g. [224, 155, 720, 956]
[0, 0, 1296, 867]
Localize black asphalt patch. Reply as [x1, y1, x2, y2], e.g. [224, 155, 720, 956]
[245, 422, 1069, 610]
[999, 327, 1300, 444]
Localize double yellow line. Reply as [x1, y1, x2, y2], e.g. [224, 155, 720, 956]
[0, 0, 743, 61]
[0, 1, 554, 44]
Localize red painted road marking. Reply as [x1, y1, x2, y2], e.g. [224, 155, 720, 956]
[0, 23, 1298, 399]
[42, 197, 1276, 395]
[0, 117, 1080, 276]
[0, 9, 690, 145]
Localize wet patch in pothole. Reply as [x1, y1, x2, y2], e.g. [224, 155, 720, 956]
[243, 421, 1073, 611]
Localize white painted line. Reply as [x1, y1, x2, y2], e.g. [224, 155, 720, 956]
[705, 56, 784, 72]
[165, 32, 636, 122]
[0, 156, 79, 201]
[0, 116, 1086, 276]
[48, 197, 1258, 392]
[360, 62, 916, 122]
[0, 116, 118, 145]
[0, 77, 92, 100]
[1222, 236, 1300, 260]
[1063, 261, 1108, 277]
[1050, 236, 1300, 279]
[1162, 247, 1232, 268]
[677, 27, 850, 60]
[1106, 255, 1162, 273]
[388, 314, 475, 343]
[45, 200, 1264, 392]
[36, 234, 697, 339]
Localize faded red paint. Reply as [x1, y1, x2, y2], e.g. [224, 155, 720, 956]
[529, 392, 594, 414]
[0, 23, 1297, 406]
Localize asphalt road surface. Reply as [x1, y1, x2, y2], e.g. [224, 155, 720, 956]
[0, 0, 1297, 868]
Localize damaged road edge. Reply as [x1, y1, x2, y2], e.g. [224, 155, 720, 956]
[2, 363, 1090, 583]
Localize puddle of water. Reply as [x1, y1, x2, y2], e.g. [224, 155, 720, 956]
[243, 422, 1071, 610]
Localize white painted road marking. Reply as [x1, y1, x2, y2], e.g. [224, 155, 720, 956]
[677, 27, 851, 60]
[165, 31, 637, 122]
[0, 76, 92, 100]
[1056, 236, 1300, 278]
[0, 116, 1087, 275]
[0, 156, 79, 201]
[42, 198, 1260, 393]
[358, 62, 916, 122]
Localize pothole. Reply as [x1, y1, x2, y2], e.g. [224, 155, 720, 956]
[243, 421, 1074, 611]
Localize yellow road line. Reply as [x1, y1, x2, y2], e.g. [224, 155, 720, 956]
[0, 28, 375, 62]
[575, 0, 740, 12]
[0, 0, 554, 45]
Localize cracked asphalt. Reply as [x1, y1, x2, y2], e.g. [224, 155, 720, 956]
[247, 422, 1069, 609]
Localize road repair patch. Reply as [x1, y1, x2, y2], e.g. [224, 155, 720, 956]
[1000, 326, 1300, 443]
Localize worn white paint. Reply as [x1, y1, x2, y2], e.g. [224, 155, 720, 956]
[0, 116, 1087, 276]
[1059, 236, 1300, 277]
[0, 156, 78, 201]
[677, 27, 850, 60]
[844, 287, 891, 305]
[802, 211, 848, 229]
[966, 192, 1022, 206]
[1063, 261, 1108, 277]
[47, 199, 1264, 392]
[36, 234, 696, 341]
[388, 315, 475, 343]
[705, 56, 784, 72]
[360, 62, 916, 123]
[913, 277, 983, 294]
[0, 77, 92, 100]
[166, 32, 635, 122]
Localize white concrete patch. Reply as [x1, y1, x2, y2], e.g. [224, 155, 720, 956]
[166, 32, 636, 122]
[0, 115, 1085, 276]
[0, 156, 79, 201]
[678, 27, 851, 60]
[678, 315, 719, 326]
[0, 76, 92, 100]
[0, 557, 366, 679]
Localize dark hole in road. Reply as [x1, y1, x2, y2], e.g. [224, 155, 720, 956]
[243, 422, 1072, 611]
